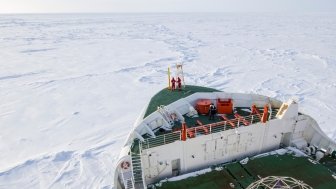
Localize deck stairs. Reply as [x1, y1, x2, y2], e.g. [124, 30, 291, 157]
[131, 140, 145, 189]
[121, 171, 134, 189]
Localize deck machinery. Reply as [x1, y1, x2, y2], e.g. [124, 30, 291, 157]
[114, 85, 336, 189]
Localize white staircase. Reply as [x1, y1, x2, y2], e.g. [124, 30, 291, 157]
[121, 171, 135, 189]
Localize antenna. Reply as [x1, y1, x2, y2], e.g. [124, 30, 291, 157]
[167, 66, 171, 90]
[176, 63, 185, 89]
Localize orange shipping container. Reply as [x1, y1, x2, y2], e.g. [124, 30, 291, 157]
[217, 99, 233, 114]
[196, 99, 212, 115]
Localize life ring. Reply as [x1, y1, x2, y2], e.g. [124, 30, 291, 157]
[121, 161, 130, 170]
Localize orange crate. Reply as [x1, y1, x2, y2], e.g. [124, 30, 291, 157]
[196, 99, 212, 115]
[217, 99, 233, 114]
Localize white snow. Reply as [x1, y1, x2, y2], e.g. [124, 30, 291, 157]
[253, 147, 308, 159]
[240, 157, 249, 164]
[275, 148, 288, 155]
[286, 146, 308, 157]
[0, 13, 336, 188]
[164, 168, 212, 182]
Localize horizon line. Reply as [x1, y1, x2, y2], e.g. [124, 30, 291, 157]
[1, 10, 335, 15]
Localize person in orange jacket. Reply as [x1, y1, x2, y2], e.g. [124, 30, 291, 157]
[171, 77, 176, 91]
[177, 77, 182, 91]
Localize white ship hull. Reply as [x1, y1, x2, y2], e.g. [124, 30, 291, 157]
[114, 91, 336, 189]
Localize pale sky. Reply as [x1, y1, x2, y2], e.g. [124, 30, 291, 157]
[0, 0, 335, 13]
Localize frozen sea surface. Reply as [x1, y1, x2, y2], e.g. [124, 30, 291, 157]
[0, 13, 336, 188]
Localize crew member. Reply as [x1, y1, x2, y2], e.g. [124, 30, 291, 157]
[171, 77, 176, 91]
[177, 77, 182, 91]
[209, 103, 217, 120]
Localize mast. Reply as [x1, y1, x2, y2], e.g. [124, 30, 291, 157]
[176, 63, 185, 89]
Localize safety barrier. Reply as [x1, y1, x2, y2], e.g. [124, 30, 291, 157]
[141, 131, 181, 150]
[140, 109, 278, 150]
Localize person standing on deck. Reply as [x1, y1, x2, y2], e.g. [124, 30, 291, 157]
[177, 77, 182, 91]
[171, 77, 176, 91]
[209, 103, 217, 120]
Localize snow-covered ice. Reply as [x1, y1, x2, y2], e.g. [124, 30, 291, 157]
[0, 13, 336, 188]
[161, 168, 212, 182]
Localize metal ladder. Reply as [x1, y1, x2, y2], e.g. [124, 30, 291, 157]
[131, 141, 145, 189]
[122, 171, 135, 189]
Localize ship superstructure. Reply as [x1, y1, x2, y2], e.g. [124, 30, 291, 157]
[114, 85, 336, 189]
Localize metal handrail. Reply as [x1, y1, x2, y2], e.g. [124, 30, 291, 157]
[141, 109, 279, 150]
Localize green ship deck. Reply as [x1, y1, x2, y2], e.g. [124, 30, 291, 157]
[153, 152, 336, 189]
[144, 85, 220, 118]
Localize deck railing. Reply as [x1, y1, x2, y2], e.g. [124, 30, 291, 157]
[141, 109, 278, 150]
[141, 131, 181, 150]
